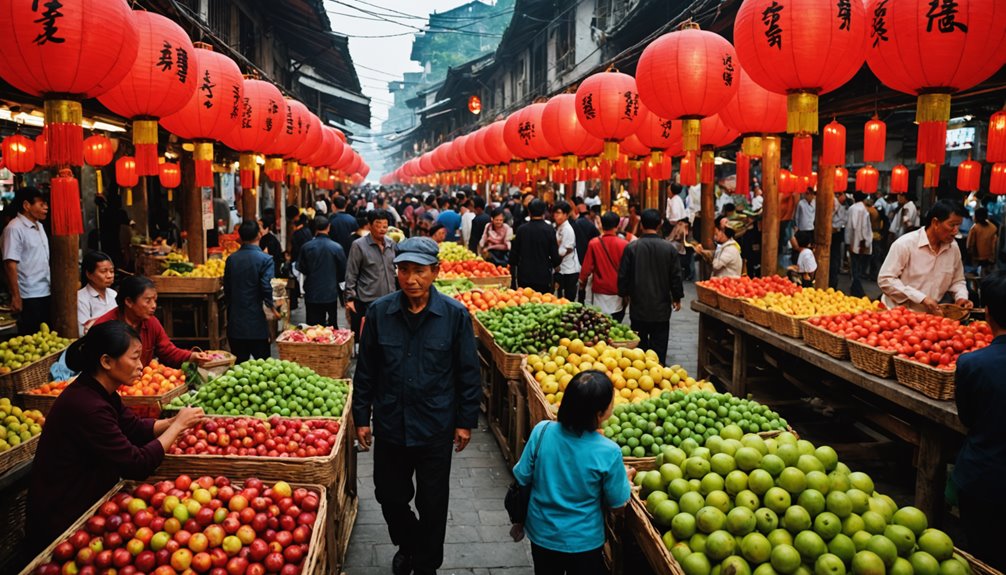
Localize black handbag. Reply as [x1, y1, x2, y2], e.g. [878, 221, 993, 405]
[505, 422, 551, 525]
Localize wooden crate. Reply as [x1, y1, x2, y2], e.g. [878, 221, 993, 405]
[470, 275, 511, 289]
[150, 274, 222, 294]
[0, 350, 66, 401]
[277, 335, 354, 379]
[521, 358, 556, 428]
[19, 479, 328, 575]
[474, 316, 526, 380]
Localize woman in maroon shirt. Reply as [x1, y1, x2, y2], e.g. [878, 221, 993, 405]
[92, 275, 213, 368]
[26, 321, 205, 554]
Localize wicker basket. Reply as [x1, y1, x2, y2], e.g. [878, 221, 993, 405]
[741, 300, 774, 328]
[0, 433, 39, 477]
[0, 479, 29, 573]
[940, 303, 971, 321]
[718, 295, 746, 316]
[801, 321, 849, 359]
[695, 282, 719, 307]
[521, 358, 557, 427]
[610, 337, 641, 349]
[19, 479, 328, 575]
[150, 275, 222, 294]
[18, 390, 58, 415]
[0, 348, 66, 400]
[277, 334, 353, 379]
[770, 310, 810, 339]
[626, 493, 686, 575]
[847, 338, 896, 378]
[955, 547, 1001, 575]
[475, 316, 526, 380]
[893, 356, 956, 400]
[199, 349, 236, 369]
[470, 275, 511, 289]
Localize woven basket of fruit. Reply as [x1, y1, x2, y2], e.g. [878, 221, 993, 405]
[717, 294, 746, 317]
[19, 379, 72, 415]
[770, 310, 810, 339]
[0, 326, 73, 399]
[626, 492, 686, 575]
[847, 338, 896, 378]
[939, 303, 970, 321]
[610, 336, 641, 349]
[0, 399, 43, 477]
[151, 274, 222, 294]
[277, 326, 354, 379]
[470, 275, 511, 288]
[19, 476, 328, 575]
[800, 320, 850, 360]
[521, 358, 557, 428]
[0, 478, 29, 572]
[694, 282, 719, 307]
[892, 356, 956, 401]
[198, 349, 236, 369]
[741, 300, 773, 327]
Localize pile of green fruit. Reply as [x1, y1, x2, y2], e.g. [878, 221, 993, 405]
[434, 277, 475, 296]
[636, 431, 970, 575]
[166, 358, 350, 418]
[603, 392, 788, 457]
[477, 302, 637, 354]
[0, 398, 44, 451]
[0, 323, 72, 374]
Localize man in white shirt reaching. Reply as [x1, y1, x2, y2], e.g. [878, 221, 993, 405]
[845, 191, 873, 297]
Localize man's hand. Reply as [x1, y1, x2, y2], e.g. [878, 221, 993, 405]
[190, 351, 215, 365]
[955, 298, 974, 310]
[454, 428, 471, 452]
[10, 294, 21, 313]
[356, 426, 372, 451]
[921, 297, 942, 315]
[672, 300, 682, 312]
[345, 300, 356, 314]
[625, 465, 637, 482]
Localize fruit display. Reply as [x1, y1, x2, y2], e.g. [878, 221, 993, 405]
[434, 277, 475, 296]
[699, 276, 802, 299]
[0, 398, 44, 451]
[167, 358, 350, 418]
[119, 361, 186, 397]
[604, 391, 787, 457]
[749, 288, 882, 317]
[808, 308, 993, 371]
[634, 430, 968, 575]
[438, 242, 479, 262]
[167, 417, 341, 458]
[30, 474, 322, 575]
[477, 302, 637, 354]
[527, 341, 713, 408]
[28, 380, 72, 396]
[439, 260, 510, 279]
[0, 323, 72, 373]
[162, 258, 225, 278]
[276, 326, 353, 345]
[454, 287, 568, 313]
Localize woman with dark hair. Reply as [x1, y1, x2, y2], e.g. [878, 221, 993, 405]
[479, 207, 512, 266]
[511, 370, 632, 575]
[92, 275, 213, 367]
[77, 250, 118, 336]
[26, 321, 205, 554]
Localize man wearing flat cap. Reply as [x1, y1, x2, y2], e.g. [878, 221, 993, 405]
[352, 237, 482, 575]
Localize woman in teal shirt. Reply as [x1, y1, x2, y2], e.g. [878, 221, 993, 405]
[512, 371, 633, 574]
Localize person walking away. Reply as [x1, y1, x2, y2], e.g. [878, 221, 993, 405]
[328, 196, 359, 257]
[512, 370, 633, 575]
[889, 193, 920, 239]
[510, 199, 561, 294]
[480, 208, 512, 266]
[967, 207, 998, 276]
[77, 250, 118, 336]
[665, 183, 687, 225]
[579, 212, 628, 321]
[258, 217, 283, 278]
[572, 201, 600, 269]
[668, 220, 695, 281]
[831, 192, 849, 289]
[468, 196, 491, 254]
[878, 200, 972, 315]
[224, 221, 279, 362]
[297, 216, 347, 328]
[951, 270, 1006, 572]
[460, 198, 475, 247]
[552, 202, 580, 300]
[867, 197, 887, 280]
[2, 187, 51, 333]
[345, 209, 397, 338]
[436, 196, 461, 242]
[353, 237, 481, 575]
[846, 191, 873, 297]
[289, 213, 313, 311]
[618, 209, 684, 364]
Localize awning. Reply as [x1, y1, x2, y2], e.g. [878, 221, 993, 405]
[418, 98, 451, 115]
[299, 75, 370, 106]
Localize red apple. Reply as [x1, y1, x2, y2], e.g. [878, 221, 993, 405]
[173, 529, 192, 547]
[94, 549, 113, 569]
[221, 535, 242, 556]
[279, 563, 299, 575]
[75, 547, 95, 566]
[37, 563, 60, 575]
[296, 512, 315, 527]
[126, 498, 148, 515]
[133, 484, 156, 501]
[300, 495, 318, 513]
[102, 532, 123, 550]
[278, 515, 295, 532]
[264, 552, 284, 573]
[133, 509, 153, 528]
[291, 526, 310, 544]
[228, 495, 248, 513]
[209, 548, 228, 568]
[225, 556, 248, 575]
[195, 507, 215, 527]
[171, 548, 193, 571]
[135, 550, 156, 572]
[78, 566, 95, 575]
[99, 502, 120, 518]
[154, 548, 170, 567]
[119, 567, 137, 575]
[60, 562, 78, 575]
[112, 548, 132, 568]
[222, 517, 241, 535]
[204, 524, 225, 548]
[86, 516, 107, 535]
[117, 522, 136, 540]
[165, 539, 180, 554]
[238, 508, 255, 525]
[54, 541, 76, 562]
[274, 531, 293, 549]
[247, 539, 269, 562]
[175, 475, 193, 491]
[135, 527, 153, 545]
[125, 537, 144, 556]
[150, 492, 167, 510]
[149, 516, 166, 533]
[153, 566, 176, 575]
[71, 530, 92, 550]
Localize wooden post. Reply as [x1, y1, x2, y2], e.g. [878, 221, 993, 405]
[761, 137, 781, 276]
[814, 165, 835, 289]
[601, 178, 612, 210]
[183, 157, 206, 265]
[241, 185, 257, 222]
[50, 235, 78, 337]
[700, 178, 716, 280]
[134, 178, 149, 239]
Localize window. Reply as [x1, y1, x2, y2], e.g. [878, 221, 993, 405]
[531, 41, 547, 94]
[208, 0, 232, 44]
[239, 10, 256, 65]
[555, 15, 576, 74]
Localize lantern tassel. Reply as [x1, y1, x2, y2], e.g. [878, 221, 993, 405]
[681, 119, 701, 153]
[194, 142, 214, 188]
[742, 136, 763, 158]
[680, 151, 697, 186]
[792, 135, 813, 177]
[133, 120, 160, 176]
[95, 169, 104, 196]
[736, 153, 750, 196]
[50, 169, 83, 236]
[239, 153, 256, 190]
[700, 150, 715, 184]
[787, 92, 819, 135]
[168, 189, 173, 202]
[916, 93, 951, 165]
[43, 100, 84, 166]
[924, 163, 941, 188]
[125, 188, 133, 206]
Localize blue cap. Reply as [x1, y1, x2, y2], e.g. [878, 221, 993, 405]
[394, 237, 440, 266]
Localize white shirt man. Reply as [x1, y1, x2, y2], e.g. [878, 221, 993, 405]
[795, 194, 816, 231]
[665, 191, 687, 223]
[846, 199, 873, 255]
[889, 197, 920, 238]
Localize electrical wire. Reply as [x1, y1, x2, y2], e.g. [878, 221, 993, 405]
[326, 0, 504, 37]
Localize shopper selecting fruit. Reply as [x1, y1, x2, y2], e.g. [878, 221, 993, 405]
[25, 321, 205, 555]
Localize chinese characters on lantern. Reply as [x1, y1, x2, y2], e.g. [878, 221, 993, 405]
[837, 0, 852, 30]
[722, 55, 735, 86]
[200, 70, 216, 108]
[762, 1, 784, 49]
[518, 121, 535, 145]
[31, 0, 65, 45]
[241, 97, 253, 129]
[265, 100, 278, 131]
[581, 94, 597, 120]
[926, 0, 967, 34]
[871, 0, 890, 47]
[622, 91, 639, 120]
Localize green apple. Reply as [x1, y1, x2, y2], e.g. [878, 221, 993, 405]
[697, 506, 728, 534]
[741, 532, 773, 564]
[764, 487, 793, 515]
[795, 530, 828, 564]
[707, 530, 738, 561]
[851, 551, 887, 575]
[770, 544, 803, 575]
[727, 507, 758, 536]
[756, 508, 780, 534]
[779, 468, 808, 495]
[815, 553, 847, 575]
[814, 512, 842, 541]
[726, 471, 751, 496]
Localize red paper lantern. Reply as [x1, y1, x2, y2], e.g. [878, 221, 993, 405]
[450, 135, 471, 170]
[575, 71, 646, 160]
[34, 129, 48, 168]
[863, 116, 886, 163]
[160, 46, 243, 187]
[779, 169, 795, 194]
[116, 156, 138, 188]
[98, 12, 198, 176]
[679, 152, 698, 186]
[891, 164, 909, 193]
[1, 135, 35, 173]
[419, 152, 436, 175]
[222, 79, 285, 183]
[856, 165, 879, 193]
[542, 94, 605, 159]
[0, 0, 139, 167]
[634, 109, 680, 157]
[987, 109, 1006, 162]
[159, 162, 181, 189]
[620, 134, 651, 157]
[735, 0, 867, 136]
[700, 114, 739, 149]
[956, 158, 982, 192]
[303, 127, 336, 169]
[834, 166, 849, 192]
[83, 135, 114, 167]
[791, 135, 813, 176]
[866, 0, 1006, 165]
[820, 120, 846, 166]
[464, 130, 488, 166]
[736, 152, 751, 195]
[636, 27, 738, 154]
[50, 169, 82, 235]
[718, 68, 788, 156]
[990, 163, 1006, 194]
[480, 120, 512, 166]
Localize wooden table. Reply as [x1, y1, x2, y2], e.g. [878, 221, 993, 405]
[154, 289, 227, 351]
[693, 301, 963, 521]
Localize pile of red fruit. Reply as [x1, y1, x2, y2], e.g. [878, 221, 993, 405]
[439, 260, 509, 279]
[698, 275, 801, 299]
[808, 308, 994, 369]
[168, 417, 340, 458]
[34, 475, 320, 575]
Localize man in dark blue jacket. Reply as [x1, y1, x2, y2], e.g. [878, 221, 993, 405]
[223, 220, 278, 362]
[953, 270, 1006, 571]
[509, 199, 560, 293]
[353, 237, 481, 575]
[297, 215, 347, 328]
[328, 195, 359, 256]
